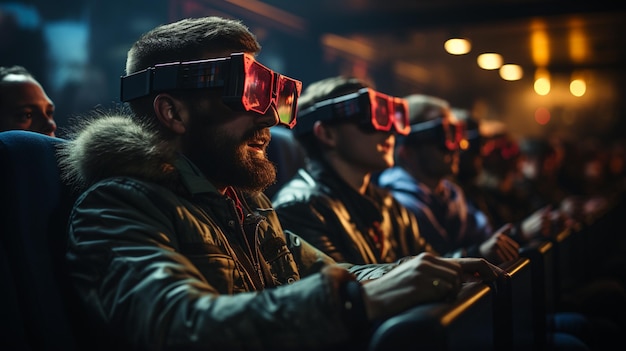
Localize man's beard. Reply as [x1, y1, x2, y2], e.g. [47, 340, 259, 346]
[200, 128, 277, 193]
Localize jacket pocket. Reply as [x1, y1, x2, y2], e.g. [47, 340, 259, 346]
[261, 237, 300, 285]
[182, 243, 237, 294]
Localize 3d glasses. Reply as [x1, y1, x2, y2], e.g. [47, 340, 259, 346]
[459, 120, 481, 153]
[120, 53, 302, 128]
[294, 87, 410, 136]
[482, 136, 520, 160]
[408, 117, 464, 151]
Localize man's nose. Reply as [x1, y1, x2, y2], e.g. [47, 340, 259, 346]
[46, 119, 57, 136]
[255, 105, 279, 128]
[34, 113, 57, 136]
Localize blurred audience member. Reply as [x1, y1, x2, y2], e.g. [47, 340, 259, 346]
[461, 126, 625, 346]
[376, 94, 519, 266]
[454, 124, 561, 244]
[376, 94, 615, 349]
[517, 137, 567, 211]
[0, 65, 56, 136]
[607, 139, 626, 193]
[454, 108, 483, 195]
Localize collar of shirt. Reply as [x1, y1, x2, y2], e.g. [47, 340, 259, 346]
[224, 186, 245, 222]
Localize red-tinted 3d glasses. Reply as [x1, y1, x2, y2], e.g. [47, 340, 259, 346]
[120, 53, 302, 128]
[294, 87, 410, 136]
[482, 136, 520, 160]
[408, 117, 464, 151]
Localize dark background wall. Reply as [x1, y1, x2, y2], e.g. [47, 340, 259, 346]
[1, 0, 624, 143]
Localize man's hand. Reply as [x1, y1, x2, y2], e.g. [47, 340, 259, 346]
[520, 205, 553, 241]
[442, 256, 506, 283]
[479, 223, 520, 265]
[359, 253, 504, 321]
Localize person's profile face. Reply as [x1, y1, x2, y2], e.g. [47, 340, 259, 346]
[0, 75, 56, 136]
[331, 122, 397, 172]
[180, 90, 277, 193]
[418, 142, 457, 178]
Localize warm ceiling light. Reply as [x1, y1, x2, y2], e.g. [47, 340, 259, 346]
[534, 78, 551, 95]
[444, 38, 471, 55]
[499, 64, 523, 81]
[530, 20, 550, 66]
[568, 18, 588, 63]
[477, 53, 503, 70]
[570, 79, 586, 97]
[534, 68, 551, 95]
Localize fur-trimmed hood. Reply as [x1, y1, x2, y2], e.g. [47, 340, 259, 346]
[58, 113, 180, 192]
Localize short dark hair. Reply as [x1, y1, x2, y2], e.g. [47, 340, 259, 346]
[296, 76, 368, 112]
[0, 65, 33, 81]
[125, 16, 262, 123]
[126, 17, 261, 75]
[294, 76, 369, 161]
[399, 94, 450, 148]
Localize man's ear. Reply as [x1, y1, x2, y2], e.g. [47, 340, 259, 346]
[312, 121, 337, 148]
[153, 93, 186, 134]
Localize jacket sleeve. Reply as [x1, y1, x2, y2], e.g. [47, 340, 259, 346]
[66, 178, 359, 351]
[275, 197, 355, 263]
[282, 229, 399, 280]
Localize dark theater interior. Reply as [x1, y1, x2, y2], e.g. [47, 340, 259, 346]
[2, 0, 625, 139]
[1, 1, 626, 350]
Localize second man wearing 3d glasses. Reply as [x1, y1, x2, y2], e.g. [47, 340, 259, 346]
[272, 76, 441, 265]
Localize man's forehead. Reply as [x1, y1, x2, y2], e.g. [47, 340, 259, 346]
[0, 79, 48, 105]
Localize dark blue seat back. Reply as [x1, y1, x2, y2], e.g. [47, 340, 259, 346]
[265, 126, 306, 199]
[0, 130, 81, 350]
[520, 240, 555, 349]
[368, 282, 495, 351]
[494, 257, 536, 350]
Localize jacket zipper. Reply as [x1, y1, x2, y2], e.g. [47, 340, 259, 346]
[243, 213, 266, 290]
[227, 197, 265, 291]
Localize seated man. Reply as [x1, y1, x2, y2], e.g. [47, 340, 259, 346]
[272, 76, 440, 264]
[376, 94, 519, 265]
[0, 65, 56, 136]
[59, 16, 502, 350]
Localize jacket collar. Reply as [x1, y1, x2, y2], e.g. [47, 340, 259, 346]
[175, 155, 220, 196]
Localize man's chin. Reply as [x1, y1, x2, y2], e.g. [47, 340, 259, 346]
[231, 158, 276, 193]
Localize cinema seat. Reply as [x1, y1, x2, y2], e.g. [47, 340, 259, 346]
[0, 130, 85, 350]
[368, 281, 495, 351]
[265, 126, 305, 199]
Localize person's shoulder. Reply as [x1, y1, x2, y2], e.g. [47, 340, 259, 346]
[375, 182, 429, 218]
[272, 183, 315, 208]
[76, 176, 182, 208]
[375, 184, 420, 210]
[272, 169, 318, 204]
[376, 166, 415, 189]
